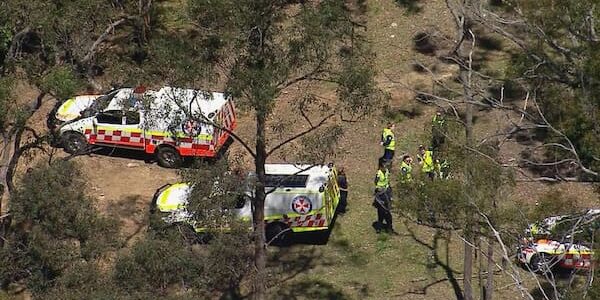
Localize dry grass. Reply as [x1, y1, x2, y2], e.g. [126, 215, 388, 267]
[4, 0, 598, 299]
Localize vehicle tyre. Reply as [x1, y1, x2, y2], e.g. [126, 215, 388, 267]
[62, 132, 89, 154]
[529, 253, 551, 274]
[266, 222, 291, 246]
[156, 146, 183, 168]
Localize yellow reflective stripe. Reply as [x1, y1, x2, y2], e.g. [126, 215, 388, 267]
[57, 98, 79, 119]
[57, 98, 76, 115]
[93, 127, 212, 140]
[156, 188, 174, 211]
[145, 130, 213, 141]
[156, 183, 188, 211]
[292, 226, 328, 232]
[95, 125, 142, 133]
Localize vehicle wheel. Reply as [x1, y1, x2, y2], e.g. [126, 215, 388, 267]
[266, 222, 291, 246]
[62, 132, 89, 154]
[156, 146, 183, 168]
[529, 253, 552, 274]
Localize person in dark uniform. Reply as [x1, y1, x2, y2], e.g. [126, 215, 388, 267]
[373, 160, 397, 234]
[431, 111, 446, 152]
[336, 167, 348, 213]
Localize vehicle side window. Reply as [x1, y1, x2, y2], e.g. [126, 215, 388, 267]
[125, 111, 140, 125]
[96, 110, 122, 124]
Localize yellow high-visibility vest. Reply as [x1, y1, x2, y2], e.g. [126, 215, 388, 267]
[376, 169, 390, 189]
[432, 115, 445, 127]
[382, 128, 395, 151]
[422, 150, 434, 173]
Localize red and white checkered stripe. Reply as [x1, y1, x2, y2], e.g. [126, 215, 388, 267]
[561, 254, 592, 269]
[85, 128, 212, 150]
[97, 129, 143, 143]
[85, 128, 144, 145]
[283, 213, 327, 228]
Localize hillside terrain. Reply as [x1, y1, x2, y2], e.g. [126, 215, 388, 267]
[1, 0, 598, 299]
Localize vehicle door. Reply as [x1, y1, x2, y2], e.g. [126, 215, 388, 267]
[326, 172, 340, 220]
[93, 110, 144, 149]
[118, 111, 145, 149]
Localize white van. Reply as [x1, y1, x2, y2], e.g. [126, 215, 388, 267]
[58, 87, 236, 168]
[152, 164, 341, 244]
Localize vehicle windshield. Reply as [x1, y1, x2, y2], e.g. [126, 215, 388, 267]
[81, 90, 120, 118]
[264, 174, 308, 188]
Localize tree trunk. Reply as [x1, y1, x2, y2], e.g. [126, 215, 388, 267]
[0, 134, 16, 211]
[252, 111, 268, 300]
[477, 228, 484, 300]
[461, 35, 475, 300]
[463, 225, 474, 300]
[485, 235, 494, 300]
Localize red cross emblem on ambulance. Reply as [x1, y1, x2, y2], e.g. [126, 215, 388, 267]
[291, 196, 312, 215]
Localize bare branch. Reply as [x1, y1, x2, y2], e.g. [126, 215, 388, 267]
[82, 18, 128, 64]
[266, 113, 335, 157]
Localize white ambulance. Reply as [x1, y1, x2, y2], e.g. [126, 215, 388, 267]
[57, 87, 236, 168]
[517, 238, 594, 273]
[152, 164, 341, 244]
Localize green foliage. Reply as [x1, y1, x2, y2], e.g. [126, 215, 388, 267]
[398, 126, 515, 231]
[40, 66, 81, 100]
[37, 261, 123, 300]
[116, 227, 252, 298]
[503, 0, 600, 179]
[530, 189, 581, 221]
[0, 77, 13, 132]
[0, 160, 118, 294]
[115, 231, 205, 294]
[186, 0, 381, 118]
[0, 26, 10, 65]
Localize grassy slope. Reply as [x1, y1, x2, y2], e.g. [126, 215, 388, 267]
[264, 1, 598, 299]
[6, 1, 597, 299]
[265, 2, 471, 299]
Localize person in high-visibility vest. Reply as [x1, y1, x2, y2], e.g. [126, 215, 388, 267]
[380, 122, 396, 164]
[431, 111, 446, 151]
[373, 161, 396, 234]
[399, 155, 413, 184]
[419, 146, 435, 180]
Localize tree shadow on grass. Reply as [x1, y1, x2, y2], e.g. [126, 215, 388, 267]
[272, 278, 351, 299]
[107, 195, 147, 247]
[260, 245, 355, 299]
[395, 0, 423, 14]
[402, 222, 465, 300]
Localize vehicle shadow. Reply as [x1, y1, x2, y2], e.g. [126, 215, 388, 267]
[88, 146, 156, 164]
[62, 137, 234, 168]
[262, 245, 353, 299]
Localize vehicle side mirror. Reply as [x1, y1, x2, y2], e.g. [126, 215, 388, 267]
[92, 117, 98, 128]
